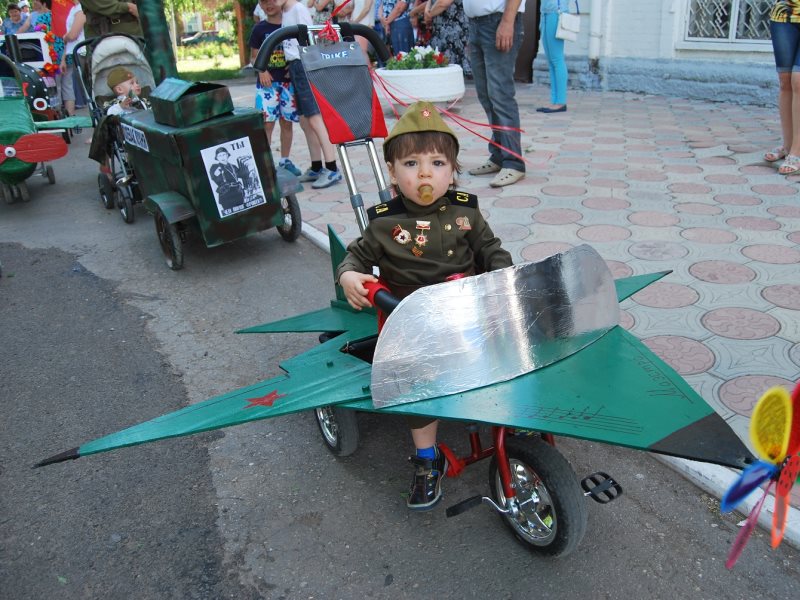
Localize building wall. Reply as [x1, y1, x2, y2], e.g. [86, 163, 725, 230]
[531, 0, 778, 106]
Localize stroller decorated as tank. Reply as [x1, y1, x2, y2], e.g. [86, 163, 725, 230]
[74, 33, 302, 269]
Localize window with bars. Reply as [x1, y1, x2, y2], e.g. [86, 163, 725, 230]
[686, 0, 772, 42]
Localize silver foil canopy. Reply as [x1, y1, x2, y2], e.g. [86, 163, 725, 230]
[371, 244, 620, 408]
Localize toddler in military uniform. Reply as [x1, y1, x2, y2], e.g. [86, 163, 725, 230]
[337, 101, 512, 511]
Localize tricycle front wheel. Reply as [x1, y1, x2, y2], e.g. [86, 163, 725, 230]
[277, 194, 301, 242]
[489, 437, 587, 558]
[155, 208, 184, 271]
[314, 405, 359, 457]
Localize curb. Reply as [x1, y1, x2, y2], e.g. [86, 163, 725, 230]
[657, 456, 800, 551]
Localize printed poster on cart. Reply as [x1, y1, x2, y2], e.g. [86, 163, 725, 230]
[200, 136, 266, 218]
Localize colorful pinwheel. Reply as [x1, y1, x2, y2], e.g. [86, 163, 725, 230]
[721, 382, 800, 568]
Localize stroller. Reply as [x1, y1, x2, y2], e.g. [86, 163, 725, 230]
[74, 34, 156, 224]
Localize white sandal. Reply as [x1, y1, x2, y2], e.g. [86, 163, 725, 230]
[764, 146, 788, 162]
[489, 168, 525, 188]
[778, 154, 800, 175]
[469, 161, 501, 176]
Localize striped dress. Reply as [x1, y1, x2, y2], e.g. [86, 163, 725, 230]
[771, 0, 800, 23]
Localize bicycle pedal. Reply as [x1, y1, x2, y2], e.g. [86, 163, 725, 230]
[581, 471, 623, 504]
[445, 495, 483, 518]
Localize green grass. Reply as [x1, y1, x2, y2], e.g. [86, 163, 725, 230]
[176, 55, 244, 82]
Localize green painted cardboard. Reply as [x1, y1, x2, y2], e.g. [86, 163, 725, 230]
[150, 78, 234, 128]
[121, 108, 283, 247]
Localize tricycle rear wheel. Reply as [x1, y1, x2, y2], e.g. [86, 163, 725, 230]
[155, 208, 184, 271]
[314, 405, 359, 456]
[277, 194, 301, 242]
[489, 437, 587, 557]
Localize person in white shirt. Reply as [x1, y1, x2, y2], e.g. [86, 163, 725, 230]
[281, 0, 342, 188]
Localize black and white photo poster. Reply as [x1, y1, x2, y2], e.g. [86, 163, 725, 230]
[201, 136, 266, 218]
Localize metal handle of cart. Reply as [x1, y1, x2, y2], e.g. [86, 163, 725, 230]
[255, 24, 394, 234]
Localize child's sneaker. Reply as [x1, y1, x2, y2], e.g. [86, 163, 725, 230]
[279, 158, 302, 177]
[311, 168, 343, 189]
[298, 168, 321, 183]
[406, 448, 448, 511]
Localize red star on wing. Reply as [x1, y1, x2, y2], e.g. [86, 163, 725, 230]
[244, 389, 286, 409]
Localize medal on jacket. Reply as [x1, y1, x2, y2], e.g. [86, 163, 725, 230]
[391, 224, 411, 245]
[413, 220, 430, 255]
[456, 216, 472, 231]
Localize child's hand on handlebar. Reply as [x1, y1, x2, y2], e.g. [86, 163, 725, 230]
[339, 271, 378, 310]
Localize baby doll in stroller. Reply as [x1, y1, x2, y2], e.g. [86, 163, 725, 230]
[77, 34, 155, 223]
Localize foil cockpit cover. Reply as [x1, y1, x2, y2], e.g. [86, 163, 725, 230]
[371, 244, 620, 408]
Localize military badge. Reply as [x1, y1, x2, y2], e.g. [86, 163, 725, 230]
[416, 220, 431, 230]
[456, 216, 472, 231]
[391, 224, 411, 245]
[415, 233, 428, 247]
[412, 246, 424, 257]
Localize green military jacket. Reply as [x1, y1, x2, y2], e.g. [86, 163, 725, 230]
[336, 190, 512, 295]
[82, 0, 143, 37]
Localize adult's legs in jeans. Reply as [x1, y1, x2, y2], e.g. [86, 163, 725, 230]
[770, 21, 800, 168]
[541, 13, 567, 106]
[468, 15, 524, 172]
[390, 17, 414, 54]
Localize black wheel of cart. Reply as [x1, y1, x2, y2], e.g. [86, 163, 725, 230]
[155, 208, 184, 271]
[98, 174, 115, 209]
[118, 189, 135, 224]
[489, 437, 587, 558]
[46, 165, 55, 185]
[277, 193, 301, 242]
[1, 183, 12, 204]
[18, 181, 30, 202]
[314, 405, 359, 456]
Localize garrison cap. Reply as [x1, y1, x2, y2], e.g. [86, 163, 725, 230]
[383, 101, 459, 153]
[107, 67, 134, 90]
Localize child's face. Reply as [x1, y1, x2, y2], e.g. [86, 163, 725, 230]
[262, 0, 281, 17]
[113, 77, 141, 97]
[388, 151, 455, 206]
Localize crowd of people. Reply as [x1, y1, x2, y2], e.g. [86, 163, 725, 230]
[2, 0, 87, 114]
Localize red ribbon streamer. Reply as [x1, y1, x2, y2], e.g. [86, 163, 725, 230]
[370, 70, 530, 164]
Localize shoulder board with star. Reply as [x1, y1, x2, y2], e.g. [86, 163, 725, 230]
[367, 197, 406, 221]
[446, 190, 478, 208]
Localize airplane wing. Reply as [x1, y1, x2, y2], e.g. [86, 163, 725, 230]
[34, 116, 93, 130]
[36, 229, 753, 469]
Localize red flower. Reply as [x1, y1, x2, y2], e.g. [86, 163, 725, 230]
[396, 53, 403, 60]
[434, 54, 445, 65]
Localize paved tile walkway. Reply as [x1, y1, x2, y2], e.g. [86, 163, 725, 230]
[227, 79, 800, 510]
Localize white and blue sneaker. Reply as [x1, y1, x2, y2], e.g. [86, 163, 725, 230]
[279, 158, 302, 177]
[311, 168, 343, 189]
[298, 168, 321, 183]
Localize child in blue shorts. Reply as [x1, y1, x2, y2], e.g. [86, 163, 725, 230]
[279, 0, 343, 189]
[249, 0, 302, 177]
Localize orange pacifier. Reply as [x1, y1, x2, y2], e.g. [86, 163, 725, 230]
[418, 184, 434, 203]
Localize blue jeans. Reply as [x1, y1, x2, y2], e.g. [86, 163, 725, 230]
[468, 13, 524, 172]
[390, 16, 414, 54]
[770, 21, 800, 72]
[540, 12, 567, 105]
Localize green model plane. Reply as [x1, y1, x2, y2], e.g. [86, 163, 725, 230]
[38, 228, 754, 470]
